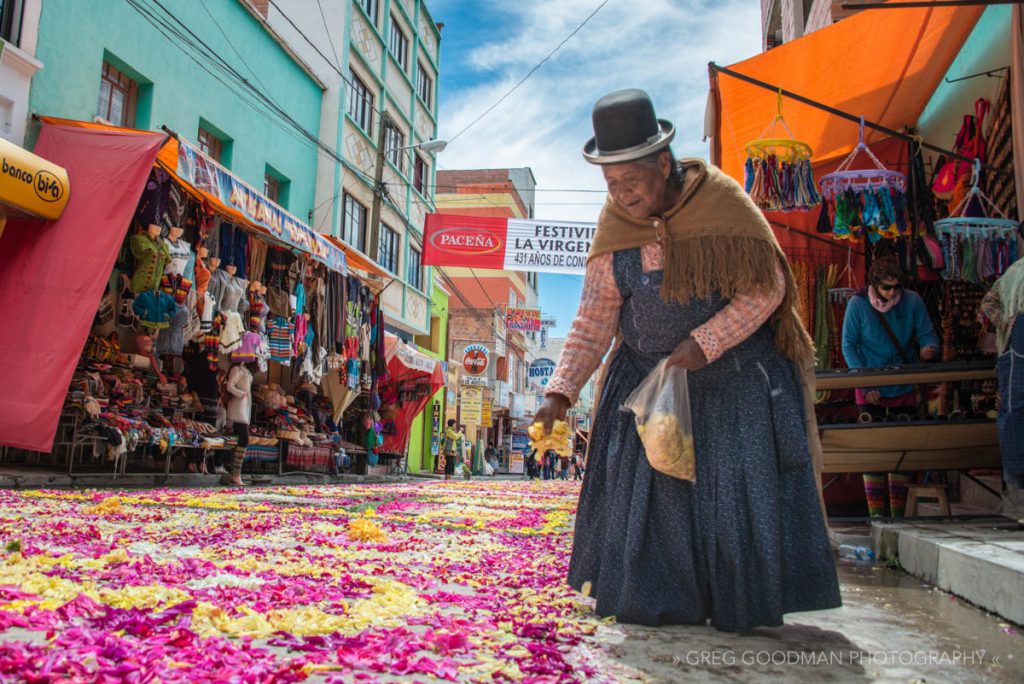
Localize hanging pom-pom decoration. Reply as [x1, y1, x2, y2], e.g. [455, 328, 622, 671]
[743, 90, 821, 212]
[819, 117, 909, 242]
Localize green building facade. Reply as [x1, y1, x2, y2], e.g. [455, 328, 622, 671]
[28, 0, 324, 219]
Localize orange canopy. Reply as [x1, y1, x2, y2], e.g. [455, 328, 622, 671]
[325, 235, 393, 283]
[711, 5, 984, 183]
[38, 116, 348, 273]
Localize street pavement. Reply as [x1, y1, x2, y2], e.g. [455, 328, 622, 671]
[0, 479, 1019, 681]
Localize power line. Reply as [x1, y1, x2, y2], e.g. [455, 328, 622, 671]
[127, 0, 321, 153]
[199, 0, 287, 117]
[130, 0, 364, 187]
[267, 0, 344, 79]
[437, 268, 546, 366]
[446, 0, 610, 145]
[313, 0, 343, 74]
[132, 0, 333, 158]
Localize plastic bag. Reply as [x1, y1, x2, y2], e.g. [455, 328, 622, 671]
[623, 358, 696, 481]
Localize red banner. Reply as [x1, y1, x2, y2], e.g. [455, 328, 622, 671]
[423, 214, 508, 269]
[424, 213, 595, 274]
[0, 124, 165, 451]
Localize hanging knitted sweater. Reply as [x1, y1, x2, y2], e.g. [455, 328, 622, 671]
[248, 292, 268, 333]
[132, 290, 176, 330]
[267, 316, 294, 365]
[160, 273, 193, 305]
[194, 257, 212, 317]
[130, 233, 170, 294]
[219, 311, 245, 354]
[210, 269, 248, 315]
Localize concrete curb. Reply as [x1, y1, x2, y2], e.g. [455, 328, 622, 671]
[872, 520, 1024, 626]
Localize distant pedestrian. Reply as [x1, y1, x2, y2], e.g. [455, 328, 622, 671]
[543, 449, 556, 480]
[442, 419, 463, 482]
[485, 445, 499, 474]
[525, 448, 538, 480]
[572, 453, 584, 481]
[559, 455, 570, 480]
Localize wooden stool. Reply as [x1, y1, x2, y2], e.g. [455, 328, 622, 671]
[905, 484, 951, 517]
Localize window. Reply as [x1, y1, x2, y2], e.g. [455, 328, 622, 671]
[384, 121, 405, 171]
[802, 0, 815, 31]
[1, 0, 24, 45]
[360, 0, 378, 26]
[416, 62, 433, 108]
[263, 166, 290, 207]
[197, 127, 223, 162]
[264, 174, 280, 203]
[378, 223, 399, 273]
[347, 70, 373, 132]
[407, 243, 423, 290]
[413, 154, 427, 194]
[97, 61, 139, 128]
[388, 15, 408, 71]
[343, 192, 367, 252]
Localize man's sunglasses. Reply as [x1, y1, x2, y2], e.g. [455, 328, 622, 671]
[878, 283, 902, 292]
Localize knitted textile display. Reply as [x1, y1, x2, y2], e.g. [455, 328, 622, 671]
[744, 154, 821, 212]
[820, 119, 909, 244]
[742, 93, 820, 212]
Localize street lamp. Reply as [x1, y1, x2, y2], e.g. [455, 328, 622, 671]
[368, 110, 447, 261]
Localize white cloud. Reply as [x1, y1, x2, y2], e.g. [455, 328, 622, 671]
[433, 0, 763, 222]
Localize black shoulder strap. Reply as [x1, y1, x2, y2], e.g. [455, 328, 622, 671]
[870, 307, 912, 364]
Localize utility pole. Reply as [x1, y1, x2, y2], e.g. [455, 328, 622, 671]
[368, 109, 392, 262]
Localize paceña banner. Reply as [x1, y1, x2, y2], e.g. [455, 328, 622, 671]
[423, 214, 596, 274]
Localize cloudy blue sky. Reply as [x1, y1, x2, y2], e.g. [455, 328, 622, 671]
[428, 0, 764, 336]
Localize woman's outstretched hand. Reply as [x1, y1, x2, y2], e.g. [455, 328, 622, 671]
[534, 393, 571, 434]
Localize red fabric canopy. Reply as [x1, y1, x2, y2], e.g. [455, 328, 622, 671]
[0, 124, 165, 451]
[380, 335, 444, 455]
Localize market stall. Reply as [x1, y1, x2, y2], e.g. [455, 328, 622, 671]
[377, 335, 445, 470]
[0, 118, 390, 478]
[706, 4, 1021, 505]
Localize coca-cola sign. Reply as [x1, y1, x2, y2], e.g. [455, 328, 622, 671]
[462, 343, 491, 376]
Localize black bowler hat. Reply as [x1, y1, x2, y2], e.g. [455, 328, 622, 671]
[582, 89, 675, 165]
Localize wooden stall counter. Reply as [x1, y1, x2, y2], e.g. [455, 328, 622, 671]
[815, 361, 1000, 474]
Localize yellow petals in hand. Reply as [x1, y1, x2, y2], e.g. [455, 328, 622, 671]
[528, 420, 572, 457]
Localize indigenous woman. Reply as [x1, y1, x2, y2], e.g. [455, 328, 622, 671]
[534, 90, 840, 632]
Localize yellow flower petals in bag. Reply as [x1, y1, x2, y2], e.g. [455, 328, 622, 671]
[624, 359, 696, 481]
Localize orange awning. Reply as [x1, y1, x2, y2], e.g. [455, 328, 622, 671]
[38, 116, 347, 273]
[711, 5, 984, 183]
[325, 235, 393, 283]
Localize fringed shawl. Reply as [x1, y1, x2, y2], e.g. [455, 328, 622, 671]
[588, 158, 813, 363]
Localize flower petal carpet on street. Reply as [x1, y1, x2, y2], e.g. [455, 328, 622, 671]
[0, 481, 640, 682]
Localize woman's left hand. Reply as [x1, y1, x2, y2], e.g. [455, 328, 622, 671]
[920, 346, 937, 361]
[666, 337, 708, 371]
